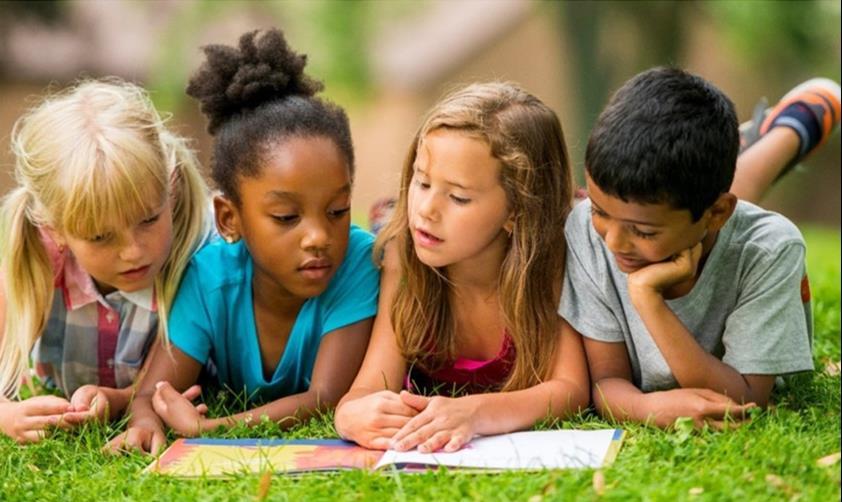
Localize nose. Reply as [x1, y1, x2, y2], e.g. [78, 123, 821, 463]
[301, 218, 330, 251]
[118, 230, 144, 263]
[416, 190, 439, 222]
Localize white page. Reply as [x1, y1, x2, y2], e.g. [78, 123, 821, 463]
[375, 429, 620, 470]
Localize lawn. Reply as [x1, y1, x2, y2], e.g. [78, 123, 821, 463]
[1, 227, 839, 502]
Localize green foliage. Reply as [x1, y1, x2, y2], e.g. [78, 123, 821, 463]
[709, 0, 841, 80]
[1, 229, 839, 500]
[146, 0, 384, 113]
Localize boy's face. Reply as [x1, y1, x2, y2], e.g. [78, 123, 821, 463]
[585, 175, 710, 274]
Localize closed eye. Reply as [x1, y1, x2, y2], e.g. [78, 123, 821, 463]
[141, 213, 161, 225]
[272, 214, 300, 225]
[450, 195, 471, 205]
[329, 207, 351, 219]
[590, 207, 607, 219]
[629, 226, 658, 239]
[88, 232, 113, 243]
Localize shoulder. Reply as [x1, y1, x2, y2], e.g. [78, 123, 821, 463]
[564, 198, 592, 236]
[728, 201, 805, 256]
[346, 224, 376, 256]
[564, 199, 610, 264]
[336, 224, 377, 274]
[181, 238, 249, 292]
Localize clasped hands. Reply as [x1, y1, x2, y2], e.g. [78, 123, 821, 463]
[337, 390, 480, 453]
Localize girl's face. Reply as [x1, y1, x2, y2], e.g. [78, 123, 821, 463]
[223, 136, 352, 301]
[408, 129, 512, 270]
[62, 199, 174, 294]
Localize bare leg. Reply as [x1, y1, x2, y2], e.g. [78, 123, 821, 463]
[731, 127, 800, 204]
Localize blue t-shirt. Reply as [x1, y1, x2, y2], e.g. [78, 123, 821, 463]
[169, 225, 379, 402]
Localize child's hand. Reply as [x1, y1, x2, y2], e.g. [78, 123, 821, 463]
[389, 392, 479, 453]
[0, 396, 71, 443]
[334, 390, 418, 450]
[104, 418, 167, 455]
[627, 242, 703, 298]
[150, 381, 209, 437]
[645, 388, 756, 430]
[63, 385, 110, 424]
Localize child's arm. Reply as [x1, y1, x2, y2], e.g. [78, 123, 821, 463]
[151, 317, 372, 436]
[334, 243, 417, 450]
[584, 338, 756, 428]
[104, 340, 204, 454]
[389, 319, 590, 453]
[627, 244, 778, 407]
[0, 269, 73, 443]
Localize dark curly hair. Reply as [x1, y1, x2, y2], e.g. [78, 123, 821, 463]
[187, 28, 354, 204]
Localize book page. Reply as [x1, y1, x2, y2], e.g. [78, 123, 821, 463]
[375, 429, 623, 470]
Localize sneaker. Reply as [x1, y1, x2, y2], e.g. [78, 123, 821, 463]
[739, 78, 841, 176]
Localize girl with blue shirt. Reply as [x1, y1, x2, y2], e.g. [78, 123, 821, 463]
[110, 29, 379, 454]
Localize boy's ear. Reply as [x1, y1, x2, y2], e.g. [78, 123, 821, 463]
[705, 192, 737, 232]
[213, 194, 241, 244]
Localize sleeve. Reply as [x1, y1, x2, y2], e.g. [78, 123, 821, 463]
[559, 241, 626, 343]
[320, 227, 381, 336]
[167, 261, 215, 365]
[721, 241, 814, 375]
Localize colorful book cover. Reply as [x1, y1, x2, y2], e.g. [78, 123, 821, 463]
[146, 429, 625, 477]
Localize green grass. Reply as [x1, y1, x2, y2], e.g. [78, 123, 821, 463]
[2, 227, 839, 501]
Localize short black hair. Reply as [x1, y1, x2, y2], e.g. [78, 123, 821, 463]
[585, 67, 738, 221]
[186, 28, 354, 205]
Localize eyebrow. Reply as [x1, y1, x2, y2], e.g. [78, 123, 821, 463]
[591, 201, 664, 227]
[265, 183, 352, 202]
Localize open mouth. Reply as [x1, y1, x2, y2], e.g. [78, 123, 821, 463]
[414, 228, 443, 248]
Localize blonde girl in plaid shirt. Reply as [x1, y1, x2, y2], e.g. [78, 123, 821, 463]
[0, 80, 210, 443]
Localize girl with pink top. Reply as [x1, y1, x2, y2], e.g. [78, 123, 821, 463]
[335, 82, 590, 453]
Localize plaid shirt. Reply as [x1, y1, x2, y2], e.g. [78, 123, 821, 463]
[31, 230, 157, 396]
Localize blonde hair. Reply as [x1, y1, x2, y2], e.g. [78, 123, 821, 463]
[376, 82, 574, 392]
[0, 79, 209, 397]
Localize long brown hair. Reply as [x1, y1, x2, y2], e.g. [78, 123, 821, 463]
[375, 82, 574, 391]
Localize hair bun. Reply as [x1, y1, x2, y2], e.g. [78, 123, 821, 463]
[187, 28, 323, 134]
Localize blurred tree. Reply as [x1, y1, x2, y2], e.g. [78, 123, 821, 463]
[709, 0, 841, 87]
[557, 0, 840, 176]
[147, 1, 377, 113]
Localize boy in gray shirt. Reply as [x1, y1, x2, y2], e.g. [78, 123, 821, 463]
[560, 68, 838, 428]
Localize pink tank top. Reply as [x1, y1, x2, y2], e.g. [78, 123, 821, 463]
[405, 333, 515, 396]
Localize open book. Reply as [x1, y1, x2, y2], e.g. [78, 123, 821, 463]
[145, 429, 625, 477]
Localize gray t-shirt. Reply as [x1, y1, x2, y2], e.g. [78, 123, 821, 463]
[559, 199, 813, 392]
